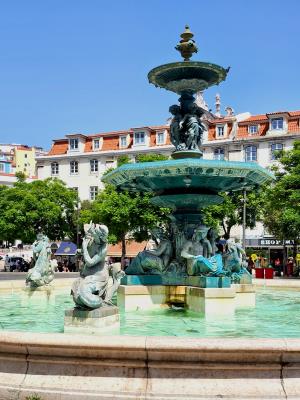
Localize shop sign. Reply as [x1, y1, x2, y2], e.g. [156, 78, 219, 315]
[258, 239, 295, 246]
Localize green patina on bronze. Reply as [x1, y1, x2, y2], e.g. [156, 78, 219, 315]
[102, 27, 274, 286]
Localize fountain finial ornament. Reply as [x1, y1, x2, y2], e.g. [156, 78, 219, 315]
[175, 25, 198, 61]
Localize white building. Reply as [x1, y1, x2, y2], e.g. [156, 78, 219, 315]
[36, 127, 172, 200]
[36, 108, 300, 242]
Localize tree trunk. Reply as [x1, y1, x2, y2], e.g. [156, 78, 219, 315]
[121, 236, 126, 269]
[293, 241, 298, 259]
[222, 220, 231, 240]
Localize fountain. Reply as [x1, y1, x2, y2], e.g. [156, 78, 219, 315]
[103, 26, 274, 314]
[3, 27, 298, 400]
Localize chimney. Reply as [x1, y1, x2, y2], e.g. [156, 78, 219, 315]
[215, 93, 221, 117]
[225, 106, 234, 117]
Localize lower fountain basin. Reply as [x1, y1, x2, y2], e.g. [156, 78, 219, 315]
[1, 279, 300, 399]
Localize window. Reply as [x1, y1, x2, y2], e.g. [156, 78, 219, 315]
[248, 125, 258, 134]
[70, 138, 79, 150]
[245, 145, 257, 162]
[120, 136, 127, 148]
[90, 186, 98, 201]
[0, 163, 4, 172]
[157, 132, 165, 145]
[271, 118, 283, 130]
[24, 154, 27, 158]
[213, 148, 225, 160]
[134, 131, 145, 145]
[105, 160, 114, 169]
[70, 160, 79, 174]
[90, 159, 98, 173]
[216, 125, 224, 137]
[93, 139, 100, 150]
[271, 143, 283, 160]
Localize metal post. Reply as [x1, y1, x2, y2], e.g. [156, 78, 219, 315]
[76, 197, 81, 249]
[242, 189, 247, 249]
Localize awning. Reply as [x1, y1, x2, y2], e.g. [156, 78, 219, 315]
[107, 241, 147, 258]
[55, 241, 77, 256]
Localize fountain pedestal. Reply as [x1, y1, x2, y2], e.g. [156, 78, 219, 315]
[117, 284, 255, 314]
[64, 305, 120, 334]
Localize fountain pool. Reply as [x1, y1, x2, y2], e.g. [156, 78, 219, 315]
[1, 285, 300, 338]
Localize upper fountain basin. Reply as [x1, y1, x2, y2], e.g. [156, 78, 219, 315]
[148, 61, 229, 95]
[102, 158, 274, 194]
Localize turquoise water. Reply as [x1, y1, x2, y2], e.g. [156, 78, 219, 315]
[0, 287, 300, 337]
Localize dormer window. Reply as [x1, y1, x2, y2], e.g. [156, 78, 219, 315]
[156, 131, 165, 145]
[134, 131, 145, 145]
[271, 118, 283, 130]
[70, 138, 79, 151]
[93, 139, 100, 150]
[120, 135, 128, 148]
[248, 125, 258, 134]
[216, 124, 226, 138]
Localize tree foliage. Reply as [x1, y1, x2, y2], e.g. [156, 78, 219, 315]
[80, 153, 170, 260]
[136, 153, 169, 163]
[0, 178, 78, 243]
[262, 140, 300, 252]
[203, 190, 264, 239]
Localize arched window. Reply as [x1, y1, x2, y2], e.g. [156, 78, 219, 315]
[51, 162, 59, 175]
[90, 159, 98, 173]
[70, 160, 79, 175]
[213, 148, 225, 161]
[245, 145, 257, 162]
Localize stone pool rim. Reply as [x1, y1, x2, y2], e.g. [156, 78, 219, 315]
[0, 330, 300, 399]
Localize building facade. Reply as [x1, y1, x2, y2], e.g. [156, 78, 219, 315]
[0, 144, 45, 186]
[35, 108, 300, 246]
[36, 126, 172, 200]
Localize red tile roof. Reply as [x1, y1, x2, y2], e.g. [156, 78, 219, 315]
[48, 140, 68, 156]
[241, 115, 267, 123]
[107, 241, 147, 257]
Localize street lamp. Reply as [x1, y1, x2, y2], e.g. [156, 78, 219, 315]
[242, 188, 247, 249]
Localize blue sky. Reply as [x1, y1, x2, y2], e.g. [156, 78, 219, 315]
[0, 0, 299, 149]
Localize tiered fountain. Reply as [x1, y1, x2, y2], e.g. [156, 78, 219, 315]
[103, 26, 273, 315]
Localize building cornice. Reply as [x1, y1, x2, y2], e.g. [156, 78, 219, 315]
[203, 131, 300, 147]
[35, 145, 174, 162]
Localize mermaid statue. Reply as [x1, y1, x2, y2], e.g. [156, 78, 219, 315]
[71, 221, 124, 309]
[26, 233, 55, 288]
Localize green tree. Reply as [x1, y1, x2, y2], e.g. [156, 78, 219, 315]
[262, 140, 300, 256]
[117, 154, 131, 167]
[79, 185, 169, 262]
[15, 171, 26, 182]
[0, 178, 78, 243]
[80, 154, 170, 262]
[203, 190, 264, 239]
[136, 153, 168, 163]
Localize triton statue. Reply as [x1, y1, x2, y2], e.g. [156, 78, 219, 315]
[223, 239, 251, 283]
[169, 102, 205, 151]
[125, 228, 173, 275]
[181, 225, 223, 276]
[26, 233, 55, 288]
[71, 222, 124, 309]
